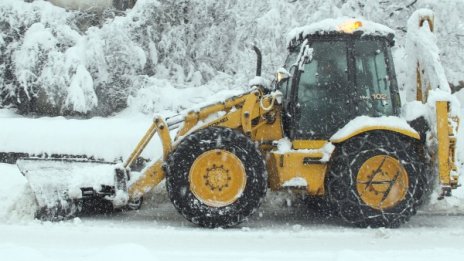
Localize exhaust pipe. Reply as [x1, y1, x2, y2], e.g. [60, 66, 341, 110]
[252, 45, 262, 77]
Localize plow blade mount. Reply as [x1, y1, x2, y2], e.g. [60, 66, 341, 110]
[17, 158, 129, 221]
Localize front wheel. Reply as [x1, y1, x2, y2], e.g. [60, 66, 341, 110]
[327, 131, 428, 228]
[165, 127, 267, 228]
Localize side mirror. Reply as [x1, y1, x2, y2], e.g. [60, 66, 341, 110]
[274, 67, 292, 94]
[275, 68, 291, 85]
[298, 46, 314, 70]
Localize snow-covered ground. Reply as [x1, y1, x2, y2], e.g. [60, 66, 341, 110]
[2, 162, 464, 261]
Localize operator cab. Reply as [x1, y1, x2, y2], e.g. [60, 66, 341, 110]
[278, 19, 401, 140]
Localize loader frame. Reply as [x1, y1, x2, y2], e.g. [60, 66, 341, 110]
[126, 88, 285, 199]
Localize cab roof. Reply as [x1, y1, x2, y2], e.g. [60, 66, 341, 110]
[287, 18, 395, 48]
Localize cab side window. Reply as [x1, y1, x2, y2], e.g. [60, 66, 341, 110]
[354, 40, 393, 116]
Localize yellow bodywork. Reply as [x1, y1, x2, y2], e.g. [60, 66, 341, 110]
[268, 152, 327, 195]
[127, 117, 171, 199]
[268, 139, 327, 195]
[436, 101, 459, 188]
[330, 126, 420, 143]
[292, 140, 326, 149]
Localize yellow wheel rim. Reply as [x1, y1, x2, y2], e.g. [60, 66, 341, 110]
[356, 155, 409, 210]
[189, 149, 247, 207]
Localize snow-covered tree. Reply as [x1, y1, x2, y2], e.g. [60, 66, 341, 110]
[0, 0, 463, 116]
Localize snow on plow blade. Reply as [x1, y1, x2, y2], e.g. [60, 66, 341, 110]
[16, 158, 129, 221]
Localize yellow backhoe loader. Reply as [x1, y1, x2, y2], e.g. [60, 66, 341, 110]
[17, 11, 460, 228]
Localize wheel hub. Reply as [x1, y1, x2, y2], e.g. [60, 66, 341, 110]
[204, 165, 231, 191]
[356, 155, 409, 210]
[189, 149, 246, 207]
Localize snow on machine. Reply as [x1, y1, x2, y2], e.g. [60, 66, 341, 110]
[17, 10, 460, 228]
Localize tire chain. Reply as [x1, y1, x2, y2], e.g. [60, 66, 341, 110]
[326, 131, 429, 227]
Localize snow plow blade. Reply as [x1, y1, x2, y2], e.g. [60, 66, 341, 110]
[16, 158, 129, 221]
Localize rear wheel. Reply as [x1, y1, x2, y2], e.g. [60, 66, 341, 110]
[327, 131, 428, 228]
[166, 127, 267, 228]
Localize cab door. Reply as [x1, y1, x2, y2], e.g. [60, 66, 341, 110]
[284, 39, 352, 140]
